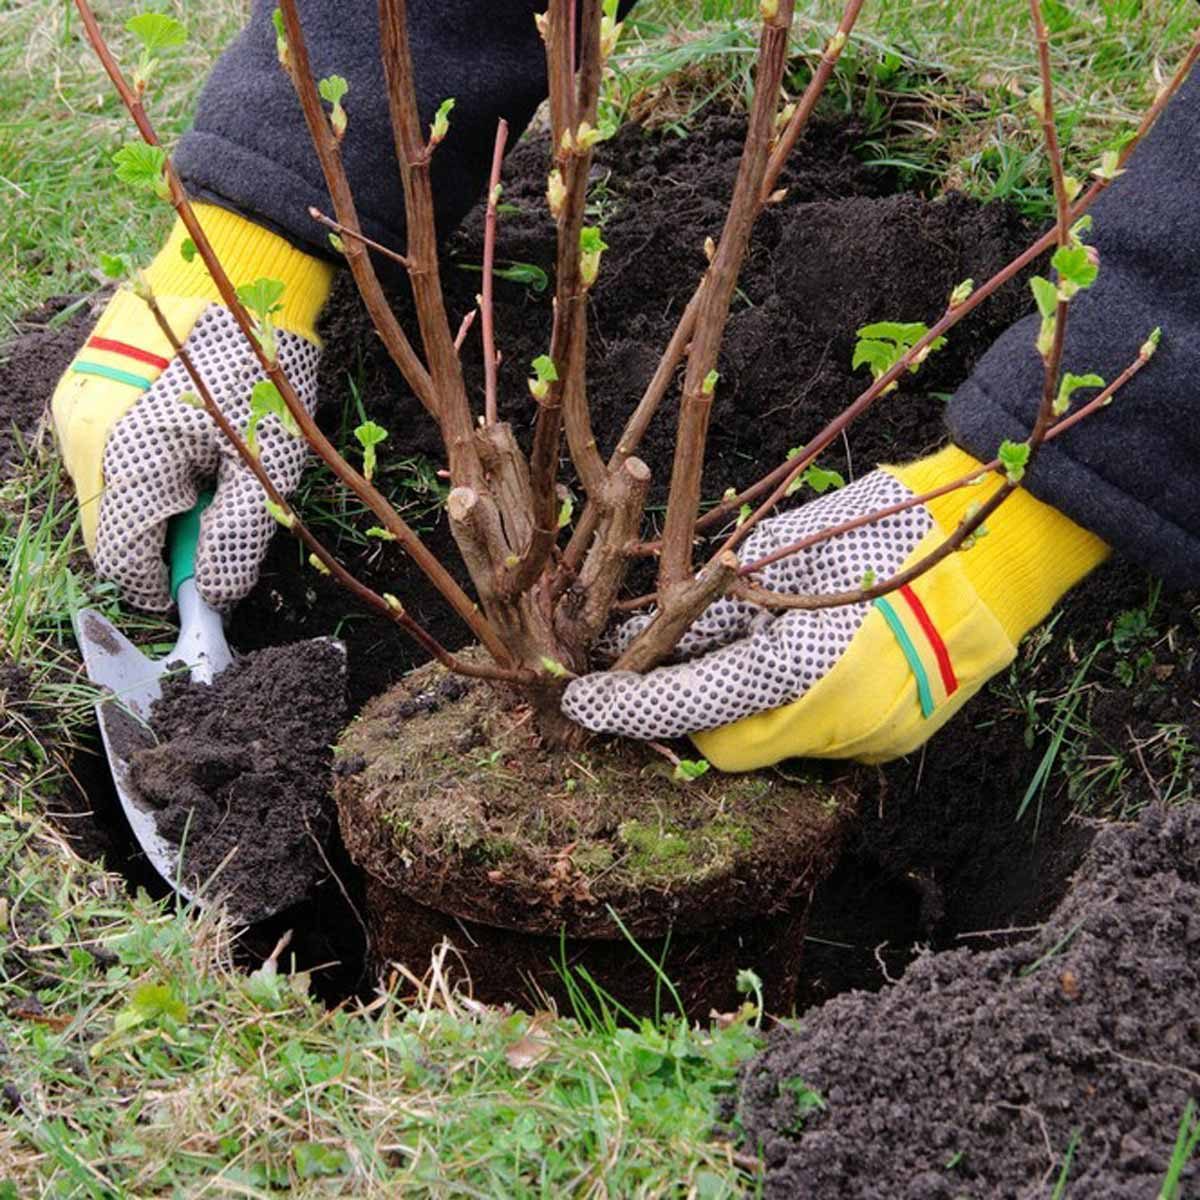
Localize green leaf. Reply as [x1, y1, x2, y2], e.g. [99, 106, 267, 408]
[1030, 275, 1058, 320]
[318, 75, 348, 105]
[492, 262, 549, 292]
[236, 278, 286, 322]
[998, 439, 1031, 484]
[249, 379, 300, 438]
[113, 143, 168, 196]
[365, 526, 396, 540]
[353, 420, 388, 450]
[531, 354, 559, 383]
[293, 1142, 349, 1179]
[851, 339, 895, 375]
[579, 226, 608, 254]
[1051, 243, 1099, 294]
[1053, 371, 1105, 417]
[319, 75, 348, 137]
[431, 97, 455, 144]
[180, 237, 197, 263]
[99, 252, 134, 280]
[540, 656, 568, 678]
[125, 12, 186, 53]
[855, 320, 929, 343]
[673, 758, 710, 782]
[354, 420, 387, 481]
[801, 465, 845, 494]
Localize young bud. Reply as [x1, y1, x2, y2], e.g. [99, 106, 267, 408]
[1092, 148, 1125, 182]
[308, 552, 331, 576]
[574, 122, 602, 151]
[546, 168, 566, 218]
[703, 236, 716, 263]
[1036, 315, 1056, 360]
[765, 187, 789, 206]
[1139, 326, 1162, 361]
[1063, 174, 1083, 202]
[533, 12, 549, 40]
[759, 0, 779, 19]
[489, 183, 503, 207]
[264, 499, 295, 529]
[701, 370, 719, 395]
[826, 30, 847, 55]
[528, 376, 550, 401]
[775, 102, 797, 130]
[949, 278, 974, 308]
[383, 593, 405, 614]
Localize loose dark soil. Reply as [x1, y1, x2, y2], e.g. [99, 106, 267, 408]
[125, 639, 347, 921]
[0, 296, 97, 471]
[733, 802, 1200, 1198]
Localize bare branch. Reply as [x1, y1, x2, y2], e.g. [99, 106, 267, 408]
[277, 0, 438, 418]
[481, 118, 509, 426]
[612, 552, 741, 674]
[307, 206, 410, 269]
[377, 0, 483, 490]
[656, 0, 796, 593]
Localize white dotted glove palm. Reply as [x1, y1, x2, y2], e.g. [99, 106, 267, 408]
[563, 471, 932, 741]
[562, 447, 1110, 771]
[51, 206, 333, 612]
[94, 306, 320, 611]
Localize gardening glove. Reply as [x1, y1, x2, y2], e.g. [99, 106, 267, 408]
[562, 446, 1110, 770]
[51, 204, 335, 611]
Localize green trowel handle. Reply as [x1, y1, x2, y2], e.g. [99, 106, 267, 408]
[168, 490, 214, 602]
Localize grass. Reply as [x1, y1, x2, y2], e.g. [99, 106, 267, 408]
[0, 0, 246, 327]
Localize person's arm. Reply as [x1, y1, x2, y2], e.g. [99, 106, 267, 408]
[946, 64, 1200, 587]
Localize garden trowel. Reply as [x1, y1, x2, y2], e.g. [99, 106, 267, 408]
[73, 492, 342, 923]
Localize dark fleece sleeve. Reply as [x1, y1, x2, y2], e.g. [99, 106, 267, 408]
[946, 66, 1200, 588]
[174, 0, 634, 258]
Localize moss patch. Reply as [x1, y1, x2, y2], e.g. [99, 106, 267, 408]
[335, 659, 859, 941]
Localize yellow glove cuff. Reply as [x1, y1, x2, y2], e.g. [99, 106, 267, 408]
[147, 204, 335, 342]
[889, 445, 1109, 644]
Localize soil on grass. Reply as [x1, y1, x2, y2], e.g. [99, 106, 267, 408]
[120, 639, 347, 920]
[732, 802, 1200, 1198]
[0, 297, 97, 471]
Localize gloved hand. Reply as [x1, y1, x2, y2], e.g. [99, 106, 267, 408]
[51, 205, 334, 610]
[563, 446, 1110, 770]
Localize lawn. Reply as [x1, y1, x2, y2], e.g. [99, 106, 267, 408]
[2, 0, 1197, 1195]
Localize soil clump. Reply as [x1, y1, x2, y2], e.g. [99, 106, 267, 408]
[125, 639, 346, 920]
[335, 658, 855, 1013]
[733, 803, 1200, 1198]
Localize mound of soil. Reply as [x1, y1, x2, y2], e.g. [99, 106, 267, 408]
[733, 803, 1200, 1197]
[124, 639, 346, 920]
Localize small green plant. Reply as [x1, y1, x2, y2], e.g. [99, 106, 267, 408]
[777, 1076, 826, 1134]
[1159, 1099, 1200, 1200]
[353, 420, 388, 482]
[674, 757, 711, 782]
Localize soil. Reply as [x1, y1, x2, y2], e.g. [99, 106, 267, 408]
[120, 639, 347, 921]
[0, 296, 97, 471]
[732, 802, 1200, 1198]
